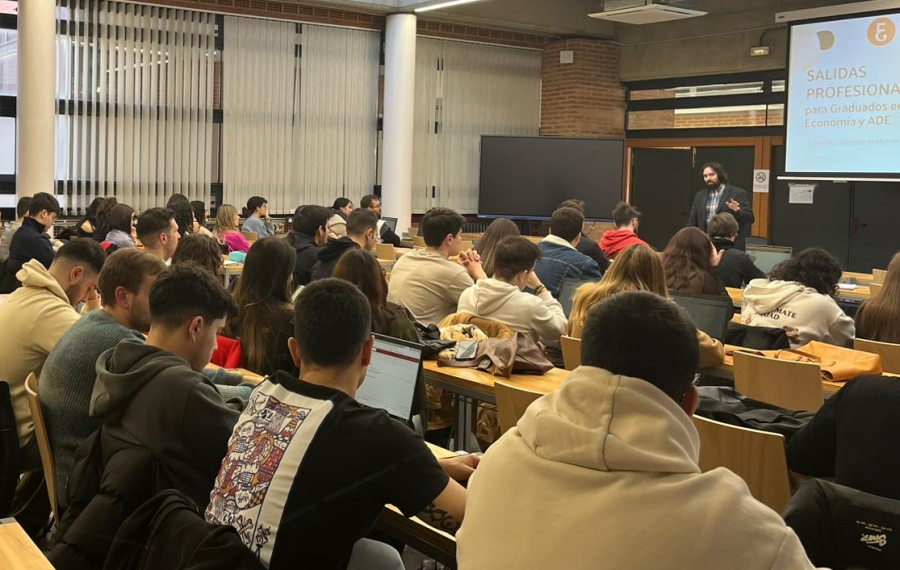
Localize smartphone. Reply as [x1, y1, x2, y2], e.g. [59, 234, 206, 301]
[456, 339, 479, 361]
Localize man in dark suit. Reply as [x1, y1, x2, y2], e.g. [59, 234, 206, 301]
[687, 162, 755, 251]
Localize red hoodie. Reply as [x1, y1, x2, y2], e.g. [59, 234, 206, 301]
[599, 229, 650, 259]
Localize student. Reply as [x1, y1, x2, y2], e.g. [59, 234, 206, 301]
[472, 218, 520, 278]
[104, 203, 137, 250]
[568, 244, 725, 368]
[557, 199, 610, 272]
[286, 205, 330, 286]
[457, 291, 816, 570]
[742, 248, 855, 347]
[388, 207, 486, 326]
[599, 201, 650, 260]
[40, 250, 168, 508]
[311, 209, 378, 281]
[206, 279, 479, 570]
[361, 194, 402, 247]
[328, 197, 354, 238]
[854, 251, 900, 343]
[242, 196, 275, 238]
[663, 227, 734, 319]
[458, 236, 566, 344]
[0, 195, 31, 263]
[708, 213, 765, 288]
[49, 264, 242, 567]
[225, 237, 298, 377]
[172, 233, 224, 276]
[76, 197, 105, 238]
[215, 204, 251, 254]
[136, 207, 180, 263]
[191, 200, 214, 237]
[91, 196, 118, 242]
[166, 193, 195, 237]
[333, 248, 427, 432]
[788, 374, 900, 500]
[0, 192, 61, 293]
[0, 239, 105, 472]
[534, 207, 602, 298]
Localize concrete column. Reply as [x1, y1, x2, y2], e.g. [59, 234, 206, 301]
[382, 13, 416, 235]
[17, 0, 57, 199]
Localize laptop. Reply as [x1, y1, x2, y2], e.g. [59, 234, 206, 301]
[670, 292, 733, 341]
[381, 216, 398, 233]
[746, 245, 792, 274]
[354, 334, 423, 422]
[558, 278, 595, 318]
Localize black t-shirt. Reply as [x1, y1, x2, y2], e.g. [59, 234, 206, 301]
[206, 371, 450, 570]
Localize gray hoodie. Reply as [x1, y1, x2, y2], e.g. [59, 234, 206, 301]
[91, 339, 239, 507]
[741, 278, 855, 348]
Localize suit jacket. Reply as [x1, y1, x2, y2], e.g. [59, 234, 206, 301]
[687, 184, 755, 251]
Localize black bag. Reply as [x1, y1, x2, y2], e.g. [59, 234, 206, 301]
[784, 479, 900, 570]
[412, 320, 456, 359]
[696, 386, 814, 442]
[725, 322, 791, 350]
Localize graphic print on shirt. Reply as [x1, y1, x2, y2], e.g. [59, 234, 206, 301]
[206, 384, 331, 565]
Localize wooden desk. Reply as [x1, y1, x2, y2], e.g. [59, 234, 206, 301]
[221, 263, 243, 287]
[424, 360, 568, 405]
[375, 444, 458, 568]
[0, 520, 54, 570]
[843, 271, 873, 283]
[205, 363, 265, 384]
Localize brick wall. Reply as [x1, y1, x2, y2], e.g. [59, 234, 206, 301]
[541, 39, 625, 138]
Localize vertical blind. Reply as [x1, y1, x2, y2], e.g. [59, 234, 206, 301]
[221, 16, 294, 214]
[413, 38, 542, 214]
[57, 1, 216, 214]
[223, 21, 379, 213]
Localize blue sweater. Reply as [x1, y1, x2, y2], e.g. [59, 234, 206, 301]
[241, 215, 274, 238]
[40, 309, 249, 508]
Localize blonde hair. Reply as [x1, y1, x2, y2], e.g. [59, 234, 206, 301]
[215, 204, 240, 236]
[568, 244, 668, 337]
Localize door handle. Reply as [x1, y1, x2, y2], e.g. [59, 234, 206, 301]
[850, 218, 868, 238]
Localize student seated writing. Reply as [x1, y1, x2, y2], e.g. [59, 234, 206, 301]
[457, 291, 816, 570]
[207, 279, 479, 570]
[708, 213, 765, 288]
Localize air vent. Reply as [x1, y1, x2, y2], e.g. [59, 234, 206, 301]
[589, 1, 706, 25]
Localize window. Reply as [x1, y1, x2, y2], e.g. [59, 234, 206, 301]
[0, 29, 15, 96]
[0, 116, 13, 173]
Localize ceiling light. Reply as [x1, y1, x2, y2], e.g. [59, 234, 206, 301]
[414, 0, 484, 13]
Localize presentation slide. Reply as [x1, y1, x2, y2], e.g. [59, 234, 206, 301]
[786, 13, 900, 176]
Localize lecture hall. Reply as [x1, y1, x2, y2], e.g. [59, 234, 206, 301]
[1, 0, 900, 569]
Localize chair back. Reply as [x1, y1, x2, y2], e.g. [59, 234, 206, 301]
[459, 240, 475, 252]
[413, 236, 426, 248]
[375, 243, 396, 261]
[495, 380, 543, 435]
[692, 415, 791, 513]
[24, 373, 59, 522]
[854, 338, 900, 375]
[870, 282, 883, 297]
[873, 268, 887, 284]
[733, 351, 823, 412]
[241, 231, 258, 242]
[560, 335, 581, 371]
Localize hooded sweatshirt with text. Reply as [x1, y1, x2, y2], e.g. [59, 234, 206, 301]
[741, 278, 855, 348]
[457, 278, 566, 344]
[456, 366, 819, 570]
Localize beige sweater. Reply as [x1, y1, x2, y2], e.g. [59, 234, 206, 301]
[0, 260, 98, 447]
[387, 248, 474, 326]
[457, 366, 819, 570]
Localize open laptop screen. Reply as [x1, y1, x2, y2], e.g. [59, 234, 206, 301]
[747, 245, 792, 274]
[355, 334, 422, 421]
[670, 292, 733, 342]
[381, 217, 398, 233]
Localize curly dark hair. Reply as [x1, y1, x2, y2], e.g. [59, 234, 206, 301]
[769, 247, 842, 297]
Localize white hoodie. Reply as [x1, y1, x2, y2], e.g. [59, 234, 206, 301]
[741, 278, 855, 348]
[457, 278, 566, 344]
[457, 366, 818, 570]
